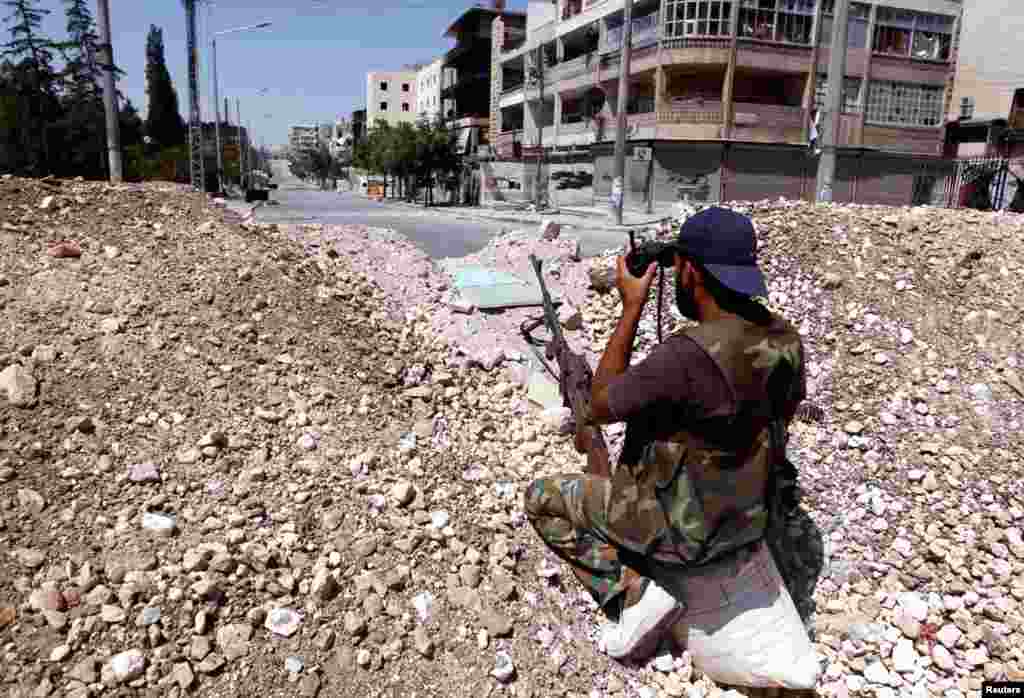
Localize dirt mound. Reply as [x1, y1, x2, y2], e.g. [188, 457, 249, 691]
[1, 175, 1022, 698]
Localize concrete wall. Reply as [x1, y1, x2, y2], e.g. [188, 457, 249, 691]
[366, 71, 419, 127]
[951, 0, 1024, 121]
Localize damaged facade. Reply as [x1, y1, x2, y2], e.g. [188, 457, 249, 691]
[485, 0, 963, 209]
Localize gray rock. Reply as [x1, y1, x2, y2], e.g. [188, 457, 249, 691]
[0, 364, 37, 407]
[391, 481, 415, 507]
[492, 651, 515, 683]
[66, 657, 98, 684]
[216, 623, 253, 661]
[285, 656, 304, 673]
[265, 607, 302, 637]
[17, 488, 45, 513]
[311, 567, 339, 602]
[190, 636, 212, 661]
[107, 649, 146, 683]
[413, 626, 434, 658]
[344, 610, 366, 636]
[479, 607, 512, 637]
[128, 462, 160, 483]
[141, 512, 177, 536]
[172, 662, 195, 690]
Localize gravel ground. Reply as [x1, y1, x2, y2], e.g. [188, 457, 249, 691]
[1, 175, 1022, 698]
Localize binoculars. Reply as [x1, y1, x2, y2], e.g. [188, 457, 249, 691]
[625, 230, 680, 278]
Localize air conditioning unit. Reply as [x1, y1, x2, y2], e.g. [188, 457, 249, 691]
[960, 96, 975, 119]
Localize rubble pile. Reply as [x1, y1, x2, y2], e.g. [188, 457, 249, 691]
[0, 174, 1022, 698]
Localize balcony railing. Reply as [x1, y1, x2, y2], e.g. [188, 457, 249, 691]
[657, 100, 724, 124]
[660, 37, 731, 51]
[732, 102, 804, 129]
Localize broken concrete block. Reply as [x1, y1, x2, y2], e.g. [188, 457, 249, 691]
[557, 303, 582, 331]
[539, 220, 561, 241]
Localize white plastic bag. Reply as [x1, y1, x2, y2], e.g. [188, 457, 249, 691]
[663, 542, 821, 689]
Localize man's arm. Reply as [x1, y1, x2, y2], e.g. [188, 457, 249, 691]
[589, 302, 644, 424]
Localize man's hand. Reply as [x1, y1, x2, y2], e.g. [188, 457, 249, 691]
[615, 253, 657, 310]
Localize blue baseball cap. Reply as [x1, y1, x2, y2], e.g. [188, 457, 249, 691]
[677, 207, 768, 298]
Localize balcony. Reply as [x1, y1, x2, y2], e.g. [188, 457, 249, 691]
[602, 13, 659, 54]
[547, 54, 597, 85]
[657, 100, 724, 125]
[495, 129, 523, 159]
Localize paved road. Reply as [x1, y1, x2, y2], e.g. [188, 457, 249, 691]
[257, 160, 506, 259]
[258, 160, 627, 259]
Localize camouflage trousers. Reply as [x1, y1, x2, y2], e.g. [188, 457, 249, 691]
[524, 473, 658, 617]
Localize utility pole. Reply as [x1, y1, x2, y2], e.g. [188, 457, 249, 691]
[212, 38, 223, 193]
[612, 0, 634, 224]
[225, 97, 231, 185]
[238, 98, 246, 190]
[815, 0, 850, 203]
[95, 0, 122, 182]
[183, 0, 205, 191]
[533, 46, 545, 209]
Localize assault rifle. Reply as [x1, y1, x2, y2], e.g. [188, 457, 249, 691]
[522, 255, 611, 477]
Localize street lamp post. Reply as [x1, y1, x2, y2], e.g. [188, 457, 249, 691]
[212, 21, 272, 193]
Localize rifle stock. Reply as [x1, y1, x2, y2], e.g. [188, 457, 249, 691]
[528, 255, 611, 477]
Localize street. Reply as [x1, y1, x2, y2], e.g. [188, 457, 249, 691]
[258, 160, 507, 259]
[258, 160, 630, 259]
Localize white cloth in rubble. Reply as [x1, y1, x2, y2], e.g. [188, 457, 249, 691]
[660, 541, 821, 689]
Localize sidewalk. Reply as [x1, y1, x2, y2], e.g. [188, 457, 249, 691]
[379, 197, 677, 232]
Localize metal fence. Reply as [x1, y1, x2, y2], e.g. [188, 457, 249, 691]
[939, 156, 1021, 211]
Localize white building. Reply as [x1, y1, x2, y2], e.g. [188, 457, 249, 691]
[289, 125, 320, 152]
[366, 70, 419, 128]
[329, 118, 354, 160]
[417, 58, 446, 122]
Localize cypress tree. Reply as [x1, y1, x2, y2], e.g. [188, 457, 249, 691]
[144, 25, 184, 147]
[1, 0, 59, 174]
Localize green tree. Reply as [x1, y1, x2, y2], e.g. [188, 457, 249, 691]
[144, 25, 184, 147]
[2, 0, 60, 174]
[119, 98, 143, 146]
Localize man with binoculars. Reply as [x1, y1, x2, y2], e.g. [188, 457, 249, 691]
[524, 207, 807, 661]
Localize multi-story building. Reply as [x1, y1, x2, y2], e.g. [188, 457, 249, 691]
[366, 70, 419, 128]
[945, 0, 1024, 159]
[289, 124, 320, 152]
[442, 1, 527, 203]
[486, 0, 961, 209]
[417, 58, 448, 122]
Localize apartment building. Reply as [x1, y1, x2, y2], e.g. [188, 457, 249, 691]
[486, 0, 961, 208]
[944, 0, 1024, 159]
[442, 2, 527, 203]
[366, 70, 419, 128]
[417, 58, 448, 122]
[289, 124, 320, 152]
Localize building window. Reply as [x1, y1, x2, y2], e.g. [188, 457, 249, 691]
[380, 102, 388, 111]
[402, 103, 410, 112]
[819, 1, 870, 48]
[380, 81, 388, 91]
[865, 80, 944, 127]
[815, 74, 862, 113]
[959, 96, 974, 120]
[873, 8, 953, 60]
[737, 0, 815, 44]
[402, 83, 410, 92]
[664, 1, 732, 38]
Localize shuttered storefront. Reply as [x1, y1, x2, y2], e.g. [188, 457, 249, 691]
[854, 154, 919, 207]
[722, 146, 812, 203]
[653, 143, 723, 205]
